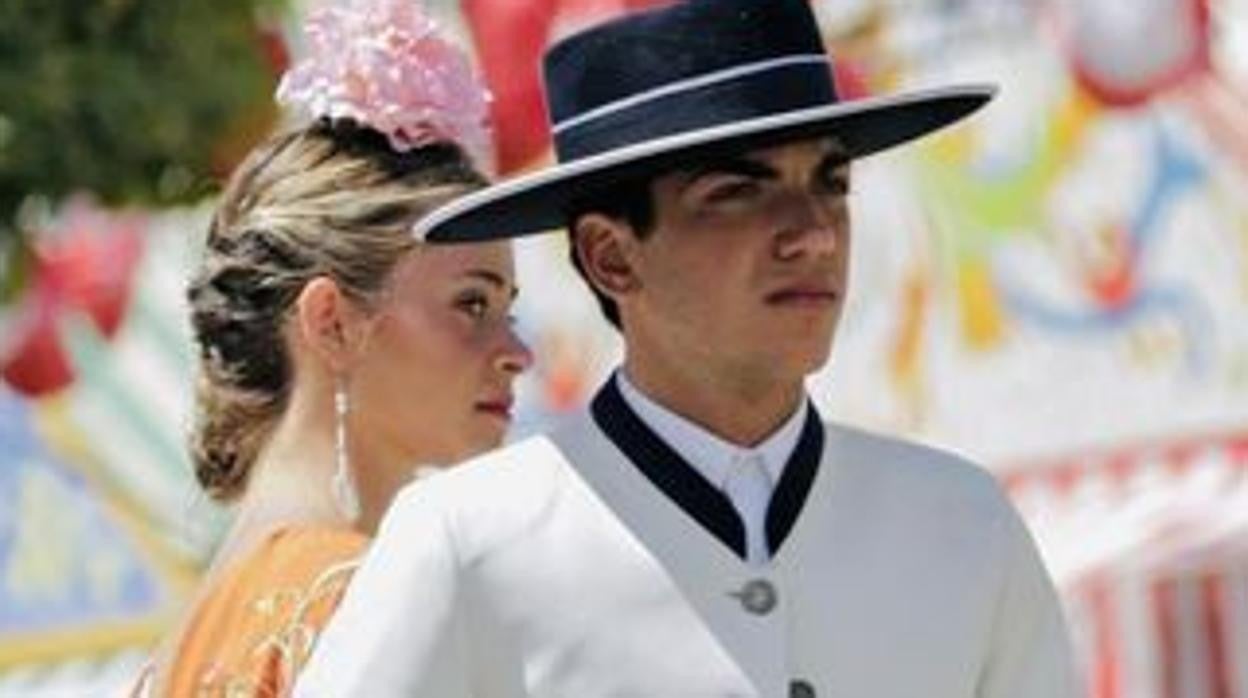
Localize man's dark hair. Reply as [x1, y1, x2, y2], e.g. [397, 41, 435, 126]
[564, 175, 657, 330]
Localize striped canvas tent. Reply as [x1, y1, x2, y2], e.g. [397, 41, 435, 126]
[1006, 434, 1248, 698]
[0, 208, 216, 695]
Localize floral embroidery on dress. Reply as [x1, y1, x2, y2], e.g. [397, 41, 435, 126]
[194, 557, 361, 697]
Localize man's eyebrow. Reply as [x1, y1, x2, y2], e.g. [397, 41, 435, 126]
[679, 157, 778, 186]
[462, 269, 519, 299]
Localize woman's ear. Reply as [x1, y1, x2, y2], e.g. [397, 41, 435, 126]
[294, 276, 369, 372]
[573, 213, 642, 302]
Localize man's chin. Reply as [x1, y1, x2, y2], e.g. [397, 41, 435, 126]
[745, 347, 833, 389]
[791, 339, 837, 376]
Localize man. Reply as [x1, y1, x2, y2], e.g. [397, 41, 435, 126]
[295, 1, 1078, 696]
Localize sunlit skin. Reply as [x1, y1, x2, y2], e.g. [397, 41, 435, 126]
[350, 242, 531, 473]
[576, 138, 851, 446]
[346, 242, 531, 519]
[240, 240, 533, 539]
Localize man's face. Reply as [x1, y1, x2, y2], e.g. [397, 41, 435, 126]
[624, 137, 852, 388]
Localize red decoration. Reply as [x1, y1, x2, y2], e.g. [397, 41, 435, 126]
[257, 25, 290, 76]
[1, 201, 146, 397]
[832, 58, 871, 101]
[462, 0, 668, 175]
[1060, 0, 1210, 108]
[210, 26, 288, 178]
[1083, 223, 1136, 311]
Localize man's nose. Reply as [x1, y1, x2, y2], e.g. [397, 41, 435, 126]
[773, 193, 846, 261]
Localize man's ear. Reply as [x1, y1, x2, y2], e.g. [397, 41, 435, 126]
[573, 213, 642, 302]
[294, 276, 369, 372]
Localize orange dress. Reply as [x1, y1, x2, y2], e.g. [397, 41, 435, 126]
[148, 526, 368, 697]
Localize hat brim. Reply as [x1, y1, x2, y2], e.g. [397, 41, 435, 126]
[418, 83, 996, 242]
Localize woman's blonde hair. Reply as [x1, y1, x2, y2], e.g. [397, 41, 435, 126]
[187, 118, 487, 502]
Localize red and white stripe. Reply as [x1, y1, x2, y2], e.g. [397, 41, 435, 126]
[1003, 434, 1248, 698]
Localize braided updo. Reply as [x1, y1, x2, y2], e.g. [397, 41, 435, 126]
[187, 118, 487, 502]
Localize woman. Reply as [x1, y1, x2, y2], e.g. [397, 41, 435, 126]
[134, 1, 530, 694]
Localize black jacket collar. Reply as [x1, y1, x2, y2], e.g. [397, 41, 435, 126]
[590, 377, 824, 561]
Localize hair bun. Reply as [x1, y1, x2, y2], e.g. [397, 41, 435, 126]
[188, 260, 290, 393]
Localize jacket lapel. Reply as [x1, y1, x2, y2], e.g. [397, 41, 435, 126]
[589, 378, 824, 560]
[551, 385, 830, 698]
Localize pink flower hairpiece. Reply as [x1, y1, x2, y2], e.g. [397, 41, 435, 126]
[276, 0, 494, 173]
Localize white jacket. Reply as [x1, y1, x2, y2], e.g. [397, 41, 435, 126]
[295, 386, 1077, 697]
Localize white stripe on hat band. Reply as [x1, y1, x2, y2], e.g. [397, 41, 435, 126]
[551, 54, 831, 136]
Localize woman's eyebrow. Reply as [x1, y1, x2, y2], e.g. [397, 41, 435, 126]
[461, 269, 519, 299]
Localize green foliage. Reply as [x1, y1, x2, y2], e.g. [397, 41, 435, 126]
[0, 0, 286, 248]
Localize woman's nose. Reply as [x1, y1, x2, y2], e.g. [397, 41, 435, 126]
[495, 328, 534, 375]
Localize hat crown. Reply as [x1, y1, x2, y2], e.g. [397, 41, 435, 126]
[414, 0, 994, 243]
[542, 0, 838, 161]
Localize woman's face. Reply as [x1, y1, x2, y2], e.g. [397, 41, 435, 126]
[350, 239, 532, 473]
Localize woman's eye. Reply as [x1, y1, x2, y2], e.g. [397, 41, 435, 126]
[457, 293, 490, 319]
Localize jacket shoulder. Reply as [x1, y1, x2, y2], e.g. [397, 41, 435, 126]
[823, 422, 1014, 526]
[388, 431, 576, 560]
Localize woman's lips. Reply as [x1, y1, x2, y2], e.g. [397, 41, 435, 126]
[475, 398, 514, 421]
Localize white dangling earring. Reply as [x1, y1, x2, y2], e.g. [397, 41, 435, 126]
[332, 378, 362, 521]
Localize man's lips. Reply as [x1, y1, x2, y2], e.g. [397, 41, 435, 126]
[764, 285, 840, 306]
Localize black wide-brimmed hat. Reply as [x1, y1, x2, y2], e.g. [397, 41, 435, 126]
[417, 0, 995, 242]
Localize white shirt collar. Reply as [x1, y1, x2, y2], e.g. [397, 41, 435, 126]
[614, 370, 808, 490]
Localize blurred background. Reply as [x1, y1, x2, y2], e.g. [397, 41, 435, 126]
[2, 0, 1247, 695]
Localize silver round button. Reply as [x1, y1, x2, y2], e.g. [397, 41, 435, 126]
[730, 578, 777, 615]
[789, 679, 816, 698]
